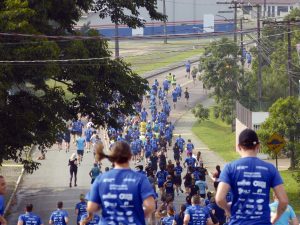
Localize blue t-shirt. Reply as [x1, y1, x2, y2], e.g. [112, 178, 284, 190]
[141, 111, 148, 121]
[76, 137, 85, 150]
[186, 143, 194, 151]
[87, 169, 155, 225]
[0, 195, 4, 216]
[18, 212, 43, 225]
[174, 166, 183, 176]
[195, 180, 207, 195]
[172, 91, 178, 100]
[185, 157, 196, 167]
[219, 157, 283, 225]
[161, 215, 175, 225]
[270, 202, 296, 225]
[75, 201, 87, 222]
[185, 205, 210, 225]
[73, 120, 84, 132]
[49, 209, 68, 225]
[80, 213, 101, 225]
[85, 129, 93, 141]
[174, 213, 184, 225]
[156, 170, 168, 184]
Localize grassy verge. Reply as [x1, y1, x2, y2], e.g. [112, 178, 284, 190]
[280, 170, 300, 214]
[126, 48, 203, 74]
[192, 109, 300, 213]
[192, 111, 239, 162]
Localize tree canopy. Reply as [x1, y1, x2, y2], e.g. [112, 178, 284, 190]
[0, 0, 166, 172]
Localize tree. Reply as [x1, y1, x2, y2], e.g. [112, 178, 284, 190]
[199, 38, 252, 124]
[257, 97, 300, 169]
[192, 104, 209, 123]
[0, 0, 150, 172]
[92, 0, 166, 28]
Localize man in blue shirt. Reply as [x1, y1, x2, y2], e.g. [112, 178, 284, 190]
[75, 194, 87, 225]
[49, 201, 69, 225]
[141, 108, 148, 122]
[176, 135, 185, 153]
[185, 60, 191, 78]
[76, 134, 85, 163]
[186, 139, 194, 155]
[184, 153, 196, 168]
[163, 79, 169, 94]
[216, 129, 288, 225]
[172, 89, 178, 109]
[0, 176, 6, 225]
[183, 195, 212, 225]
[18, 204, 44, 225]
[270, 193, 299, 225]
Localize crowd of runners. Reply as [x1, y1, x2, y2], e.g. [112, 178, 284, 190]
[4, 64, 299, 225]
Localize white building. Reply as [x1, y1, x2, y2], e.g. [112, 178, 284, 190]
[239, 0, 299, 19]
[76, 1, 235, 37]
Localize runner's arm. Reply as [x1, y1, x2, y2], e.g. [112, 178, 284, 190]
[17, 219, 23, 225]
[0, 216, 7, 225]
[272, 184, 288, 224]
[64, 216, 69, 224]
[206, 218, 214, 225]
[83, 202, 100, 224]
[215, 182, 231, 216]
[291, 217, 299, 225]
[183, 214, 190, 225]
[143, 196, 155, 218]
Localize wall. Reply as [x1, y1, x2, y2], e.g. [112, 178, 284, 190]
[236, 118, 249, 151]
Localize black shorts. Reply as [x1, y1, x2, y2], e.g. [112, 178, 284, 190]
[77, 150, 84, 156]
[174, 176, 182, 185]
[186, 68, 190, 73]
[200, 193, 206, 199]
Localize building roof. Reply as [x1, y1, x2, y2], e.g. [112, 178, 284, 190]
[237, 0, 299, 4]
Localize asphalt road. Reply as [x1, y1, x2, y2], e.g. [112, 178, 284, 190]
[7, 63, 209, 224]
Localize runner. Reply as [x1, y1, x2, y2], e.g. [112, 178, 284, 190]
[83, 142, 156, 225]
[71, 119, 84, 142]
[216, 129, 288, 225]
[156, 165, 169, 196]
[171, 74, 177, 89]
[164, 175, 175, 201]
[185, 60, 191, 79]
[76, 133, 85, 163]
[49, 201, 69, 225]
[184, 87, 189, 107]
[172, 89, 178, 109]
[75, 194, 87, 225]
[89, 163, 101, 184]
[161, 205, 175, 225]
[84, 126, 93, 153]
[17, 204, 44, 225]
[163, 79, 170, 95]
[212, 165, 221, 190]
[0, 176, 7, 225]
[64, 125, 71, 153]
[183, 195, 213, 225]
[191, 66, 197, 85]
[174, 161, 184, 196]
[68, 153, 78, 188]
[270, 193, 299, 225]
[173, 204, 186, 225]
[186, 139, 195, 155]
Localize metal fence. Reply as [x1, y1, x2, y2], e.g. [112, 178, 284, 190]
[236, 101, 252, 128]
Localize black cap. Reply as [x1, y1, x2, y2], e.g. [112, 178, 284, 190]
[239, 129, 259, 148]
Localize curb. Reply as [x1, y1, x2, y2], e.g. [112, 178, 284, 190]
[141, 55, 201, 79]
[4, 145, 36, 216]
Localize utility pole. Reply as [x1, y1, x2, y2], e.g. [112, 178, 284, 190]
[163, 0, 168, 44]
[263, 0, 267, 18]
[240, 18, 245, 76]
[115, 23, 119, 59]
[217, 1, 243, 44]
[257, 4, 262, 109]
[287, 20, 292, 96]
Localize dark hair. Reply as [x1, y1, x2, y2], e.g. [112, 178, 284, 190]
[167, 205, 175, 216]
[26, 204, 33, 212]
[179, 204, 186, 218]
[216, 165, 221, 173]
[95, 141, 132, 164]
[57, 201, 63, 209]
[186, 196, 191, 205]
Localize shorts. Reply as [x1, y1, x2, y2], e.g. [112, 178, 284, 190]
[173, 99, 177, 103]
[200, 193, 206, 198]
[174, 176, 182, 185]
[145, 151, 151, 158]
[86, 138, 91, 142]
[77, 150, 84, 156]
[186, 68, 190, 73]
[174, 154, 180, 161]
[158, 182, 164, 188]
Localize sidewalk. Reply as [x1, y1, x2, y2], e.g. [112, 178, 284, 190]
[173, 98, 227, 180]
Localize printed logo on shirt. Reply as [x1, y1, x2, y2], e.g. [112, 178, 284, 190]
[238, 188, 251, 195]
[237, 179, 251, 186]
[119, 193, 133, 201]
[253, 181, 266, 189]
[103, 193, 117, 199]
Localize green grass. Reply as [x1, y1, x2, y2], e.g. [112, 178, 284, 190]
[192, 111, 239, 162]
[280, 170, 300, 214]
[126, 48, 203, 74]
[192, 110, 300, 214]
